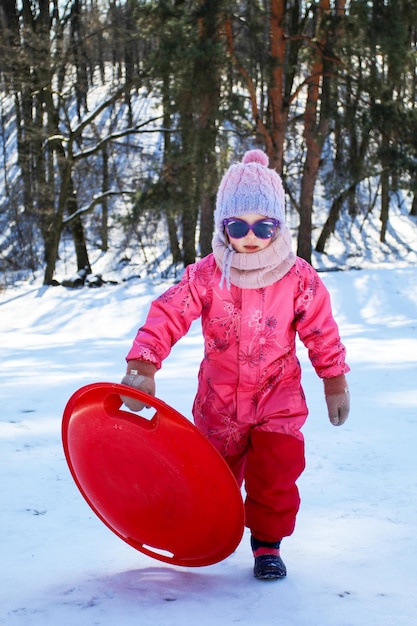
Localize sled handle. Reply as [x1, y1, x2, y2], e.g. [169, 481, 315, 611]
[100, 385, 162, 430]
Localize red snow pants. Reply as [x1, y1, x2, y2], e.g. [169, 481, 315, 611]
[224, 430, 305, 542]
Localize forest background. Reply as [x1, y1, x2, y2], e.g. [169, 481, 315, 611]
[1, 0, 416, 287]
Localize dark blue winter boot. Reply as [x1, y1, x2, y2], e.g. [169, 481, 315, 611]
[251, 536, 287, 580]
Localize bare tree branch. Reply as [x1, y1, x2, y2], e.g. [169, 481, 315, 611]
[62, 190, 136, 226]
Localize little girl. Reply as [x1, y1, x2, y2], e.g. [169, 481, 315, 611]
[122, 150, 350, 580]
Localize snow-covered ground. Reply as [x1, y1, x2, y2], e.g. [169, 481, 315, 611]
[1, 262, 417, 626]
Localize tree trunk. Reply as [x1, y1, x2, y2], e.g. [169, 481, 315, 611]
[101, 146, 109, 252]
[223, 0, 289, 171]
[177, 75, 197, 266]
[315, 183, 357, 253]
[166, 214, 182, 265]
[161, 71, 182, 265]
[380, 164, 389, 243]
[43, 155, 73, 285]
[297, 0, 332, 262]
[67, 177, 91, 273]
[268, 0, 289, 172]
[410, 196, 417, 217]
[297, 0, 346, 262]
[195, 0, 222, 258]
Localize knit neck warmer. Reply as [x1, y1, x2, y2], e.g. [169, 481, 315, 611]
[212, 225, 296, 290]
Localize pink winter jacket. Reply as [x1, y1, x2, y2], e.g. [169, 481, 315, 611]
[126, 254, 349, 455]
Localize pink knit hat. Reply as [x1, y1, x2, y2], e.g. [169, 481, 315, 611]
[214, 149, 285, 233]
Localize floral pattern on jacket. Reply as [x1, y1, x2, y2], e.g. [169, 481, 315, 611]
[127, 254, 349, 455]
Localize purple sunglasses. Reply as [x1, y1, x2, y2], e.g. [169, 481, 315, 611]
[223, 217, 280, 240]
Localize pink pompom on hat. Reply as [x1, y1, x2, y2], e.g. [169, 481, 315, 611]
[214, 149, 285, 233]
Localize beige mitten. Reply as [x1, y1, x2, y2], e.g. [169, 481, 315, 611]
[324, 375, 350, 426]
[121, 359, 157, 411]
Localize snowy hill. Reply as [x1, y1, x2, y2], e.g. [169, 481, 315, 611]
[1, 261, 417, 625]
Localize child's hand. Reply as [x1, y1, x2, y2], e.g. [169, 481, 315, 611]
[120, 360, 157, 411]
[323, 375, 350, 427]
[325, 392, 350, 426]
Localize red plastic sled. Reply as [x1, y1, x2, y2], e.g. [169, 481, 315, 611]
[62, 383, 244, 567]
